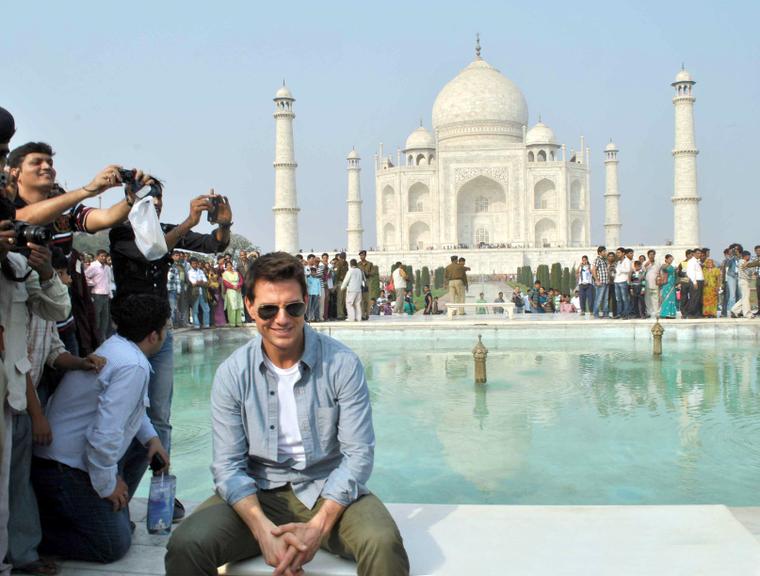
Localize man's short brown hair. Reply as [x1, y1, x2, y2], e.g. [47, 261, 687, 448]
[243, 251, 307, 302]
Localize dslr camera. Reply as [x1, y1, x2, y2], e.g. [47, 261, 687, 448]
[0, 194, 53, 254]
[119, 169, 163, 200]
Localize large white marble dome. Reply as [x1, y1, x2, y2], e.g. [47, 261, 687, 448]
[374, 45, 592, 254]
[432, 57, 528, 143]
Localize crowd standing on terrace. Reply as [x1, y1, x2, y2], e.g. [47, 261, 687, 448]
[528, 245, 760, 320]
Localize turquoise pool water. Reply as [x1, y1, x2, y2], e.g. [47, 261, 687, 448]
[138, 330, 760, 506]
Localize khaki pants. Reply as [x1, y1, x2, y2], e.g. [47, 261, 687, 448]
[731, 279, 752, 317]
[361, 291, 370, 319]
[165, 490, 409, 576]
[448, 279, 465, 314]
[646, 289, 659, 318]
[394, 288, 406, 314]
[337, 288, 347, 319]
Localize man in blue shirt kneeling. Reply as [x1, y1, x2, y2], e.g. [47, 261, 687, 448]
[33, 294, 171, 563]
[165, 252, 409, 576]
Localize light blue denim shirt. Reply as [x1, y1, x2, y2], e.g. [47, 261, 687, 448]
[211, 324, 374, 510]
[35, 334, 157, 497]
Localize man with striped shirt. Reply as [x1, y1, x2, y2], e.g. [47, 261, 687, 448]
[8, 142, 147, 354]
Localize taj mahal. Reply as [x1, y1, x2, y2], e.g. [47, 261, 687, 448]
[272, 39, 701, 274]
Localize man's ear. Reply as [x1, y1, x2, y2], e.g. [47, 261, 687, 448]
[244, 297, 256, 320]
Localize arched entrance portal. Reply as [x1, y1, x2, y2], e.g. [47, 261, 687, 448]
[456, 176, 507, 247]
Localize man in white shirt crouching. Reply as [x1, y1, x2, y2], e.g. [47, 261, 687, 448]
[32, 293, 171, 563]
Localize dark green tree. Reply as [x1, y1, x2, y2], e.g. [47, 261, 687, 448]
[421, 266, 430, 290]
[405, 265, 413, 291]
[414, 269, 422, 296]
[434, 267, 444, 289]
[561, 267, 571, 294]
[550, 262, 562, 290]
[570, 265, 577, 291]
[523, 265, 533, 286]
[537, 264, 550, 288]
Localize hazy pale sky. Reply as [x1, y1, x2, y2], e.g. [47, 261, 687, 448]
[2, 1, 758, 253]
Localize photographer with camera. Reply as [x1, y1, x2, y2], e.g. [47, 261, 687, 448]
[0, 191, 71, 576]
[109, 187, 232, 521]
[7, 142, 151, 355]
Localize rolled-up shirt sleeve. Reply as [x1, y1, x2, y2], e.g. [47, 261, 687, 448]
[85, 364, 149, 498]
[136, 413, 158, 445]
[321, 357, 375, 507]
[211, 360, 258, 505]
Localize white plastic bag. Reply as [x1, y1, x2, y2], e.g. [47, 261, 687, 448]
[128, 197, 168, 261]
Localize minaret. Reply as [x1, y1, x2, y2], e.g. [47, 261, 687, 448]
[346, 148, 363, 254]
[671, 66, 700, 246]
[273, 82, 300, 253]
[604, 140, 621, 248]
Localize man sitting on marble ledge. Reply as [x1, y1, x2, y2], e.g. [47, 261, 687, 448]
[165, 252, 409, 576]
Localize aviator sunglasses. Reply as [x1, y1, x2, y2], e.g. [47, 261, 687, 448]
[256, 301, 307, 320]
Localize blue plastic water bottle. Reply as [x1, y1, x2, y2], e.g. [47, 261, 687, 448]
[147, 474, 176, 535]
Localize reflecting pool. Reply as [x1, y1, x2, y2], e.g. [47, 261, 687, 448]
[138, 330, 760, 506]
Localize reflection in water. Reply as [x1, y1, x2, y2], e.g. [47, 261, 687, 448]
[160, 332, 760, 505]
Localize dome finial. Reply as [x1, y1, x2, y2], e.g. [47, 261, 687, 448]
[681, 62, 685, 71]
[419, 117, 423, 128]
[475, 33, 481, 59]
[538, 113, 542, 123]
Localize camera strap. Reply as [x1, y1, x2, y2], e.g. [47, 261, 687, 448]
[1, 257, 32, 283]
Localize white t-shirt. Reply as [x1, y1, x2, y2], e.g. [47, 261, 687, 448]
[262, 355, 306, 465]
[392, 268, 406, 291]
[614, 257, 632, 283]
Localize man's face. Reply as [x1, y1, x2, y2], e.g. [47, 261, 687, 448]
[359, 253, 366, 262]
[616, 249, 624, 259]
[14, 152, 56, 192]
[96, 252, 107, 265]
[321, 254, 328, 264]
[755, 247, 760, 258]
[190, 260, 198, 269]
[694, 250, 702, 260]
[246, 279, 306, 357]
[172, 252, 180, 262]
[648, 252, 655, 263]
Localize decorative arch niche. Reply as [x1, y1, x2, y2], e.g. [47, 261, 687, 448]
[534, 179, 556, 210]
[535, 218, 557, 247]
[408, 182, 430, 213]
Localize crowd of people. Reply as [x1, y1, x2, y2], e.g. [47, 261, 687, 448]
[507, 245, 760, 320]
[0, 106, 235, 573]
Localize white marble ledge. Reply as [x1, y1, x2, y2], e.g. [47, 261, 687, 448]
[59, 502, 760, 576]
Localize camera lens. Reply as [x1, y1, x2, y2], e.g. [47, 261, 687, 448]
[20, 224, 53, 245]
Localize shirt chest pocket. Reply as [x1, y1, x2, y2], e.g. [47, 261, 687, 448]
[315, 406, 339, 451]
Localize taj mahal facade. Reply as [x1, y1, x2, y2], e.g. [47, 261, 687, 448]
[272, 41, 701, 274]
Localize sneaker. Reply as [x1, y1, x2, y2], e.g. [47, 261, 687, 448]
[173, 498, 185, 523]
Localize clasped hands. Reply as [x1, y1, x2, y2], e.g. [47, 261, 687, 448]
[256, 517, 324, 576]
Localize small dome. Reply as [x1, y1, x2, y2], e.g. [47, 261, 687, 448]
[674, 69, 693, 83]
[347, 149, 360, 159]
[275, 83, 293, 99]
[404, 126, 435, 150]
[605, 140, 618, 151]
[432, 58, 528, 135]
[525, 121, 556, 146]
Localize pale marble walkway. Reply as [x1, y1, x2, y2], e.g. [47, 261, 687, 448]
[58, 501, 760, 576]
